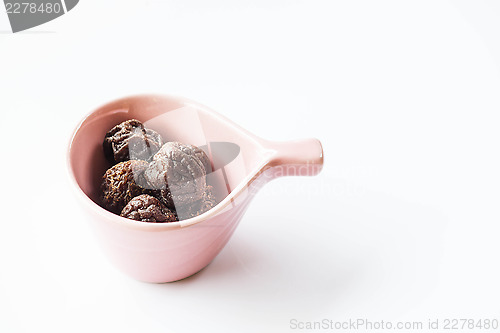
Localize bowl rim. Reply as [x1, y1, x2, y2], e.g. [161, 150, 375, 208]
[67, 94, 273, 231]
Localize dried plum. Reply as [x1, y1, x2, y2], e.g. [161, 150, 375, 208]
[101, 160, 150, 214]
[120, 194, 177, 222]
[100, 121, 218, 222]
[154, 141, 211, 174]
[103, 119, 163, 163]
[144, 142, 207, 207]
[176, 186, 218, 220]
[154, 188, 176, 210]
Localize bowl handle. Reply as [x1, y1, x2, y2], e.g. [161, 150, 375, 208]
[264, 138, 324, 177]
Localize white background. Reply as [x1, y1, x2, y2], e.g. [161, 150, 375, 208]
[1, 1, 499, 332]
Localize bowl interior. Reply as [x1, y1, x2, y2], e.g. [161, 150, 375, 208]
[69, 95, 267, 213]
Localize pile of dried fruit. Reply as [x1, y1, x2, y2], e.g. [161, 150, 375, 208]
[100, 119, 217, 222]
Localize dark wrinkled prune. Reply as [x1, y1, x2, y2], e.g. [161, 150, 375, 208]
[103, 119, 163, 163]
[120, 194, 177, 222]
[144, 142, 207, 207]
[153, 188, 176, 210]
[154, 141, 211, 174]
[176, 186, 218, 220]
[101, 160, 150, 214]
[192, 146, 212, 174]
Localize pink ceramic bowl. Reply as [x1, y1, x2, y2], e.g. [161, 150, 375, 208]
[67, 95, 323, 283]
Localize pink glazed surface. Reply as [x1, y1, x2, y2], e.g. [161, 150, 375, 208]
[67, 95, 323, 283]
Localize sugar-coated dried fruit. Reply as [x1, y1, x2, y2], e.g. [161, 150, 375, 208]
[103, 119, 163, 164]
[153, 188, 176, 210]
[120, 194, 177, 222]
[101, 160, 150, 214]
[100, 119, 218, 222]
[144, 142, 207, 207]
[153, 141, 211, 174]
[192, 145, 212, 174]
[176, 186, 218, 220]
